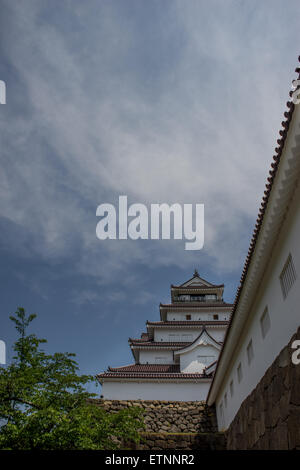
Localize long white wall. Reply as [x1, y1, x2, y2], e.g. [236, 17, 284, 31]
[215, 182, 300, 430]
[102, 380, 211, 401]
[154, 326, 226, 343]
[166, 312, 230, 321]
[139, 350, 173, 364]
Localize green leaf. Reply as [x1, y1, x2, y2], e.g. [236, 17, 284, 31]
[0, 308, 144, 449]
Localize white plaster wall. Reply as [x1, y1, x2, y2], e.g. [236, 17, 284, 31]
[215, 181, 300, 430]
[101, 380, 211, 401]
[154, 329, 198, 342]
[153, 327, 226, 344]
[206, 327, 226, 343]
[139, 350, 173, 364]
[180, 345, 219, 373]
[166, 312, 230, 321]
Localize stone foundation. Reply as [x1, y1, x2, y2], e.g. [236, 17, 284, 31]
[90, 398, 225, 449]
[226, 326, 300, 450]
[94, 399, 217, 434]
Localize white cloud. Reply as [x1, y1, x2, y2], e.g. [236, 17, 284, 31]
[1, 0, 300, 300]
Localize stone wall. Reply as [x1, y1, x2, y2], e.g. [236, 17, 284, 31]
[95, 399, 217, 434]
[226, 326, 300, 450]
[90, 398, 225, 450]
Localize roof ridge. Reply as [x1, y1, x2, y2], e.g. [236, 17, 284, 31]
[97, 372, 212, 379]
[231, 58, 300, 319]
[175, 327, 222, 353]
[207, 56, 300, 403]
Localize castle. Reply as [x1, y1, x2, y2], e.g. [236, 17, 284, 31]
[97, 58, 300, 449]
[98, 270, 232, 401]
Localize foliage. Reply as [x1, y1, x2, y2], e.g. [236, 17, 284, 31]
[0, 308, 144, 449]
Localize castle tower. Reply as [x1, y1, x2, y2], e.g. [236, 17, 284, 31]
[97, 271, 232, 401]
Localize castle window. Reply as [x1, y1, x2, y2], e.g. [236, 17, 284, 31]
[280, 253, 297, 299]
[237, 363, 243, 383]
[230, 380, 234, 397]
[260, 307, 271, 339]
[178, 295, 190, 301]
[213, 314, 219, 320]
[186, 314, 191, 320]
[190, 294, 206, 301]
[247, 339, 254, 365]
[206, 294, 217, 301]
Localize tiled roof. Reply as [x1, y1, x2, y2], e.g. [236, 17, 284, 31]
[207, 57, 300, 402]
[230, 60, 300, 322]
[129, 339, 191, 347]
[147, 320, 229, 326]
[172, 271, 222, 288]
[98, 362, 216, 380]
[160, 303, 233, 308]
[140, 333, 150, 340]
[97, 370, 211, 380]
[171, 284, 224, 289]
[107, 364, 181, 373]
[127, 335, 150, 343]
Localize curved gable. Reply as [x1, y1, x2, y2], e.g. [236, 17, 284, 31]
[174, 328, 221, 357]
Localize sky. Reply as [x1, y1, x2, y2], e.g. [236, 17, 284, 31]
[0, 0, 299, 394]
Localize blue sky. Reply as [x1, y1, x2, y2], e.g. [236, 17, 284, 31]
[0, 0, 299, 393]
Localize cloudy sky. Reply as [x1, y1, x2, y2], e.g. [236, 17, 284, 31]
[0, 0, 299, 391]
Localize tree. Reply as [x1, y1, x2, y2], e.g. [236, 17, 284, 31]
[0, 308, 144, 449]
